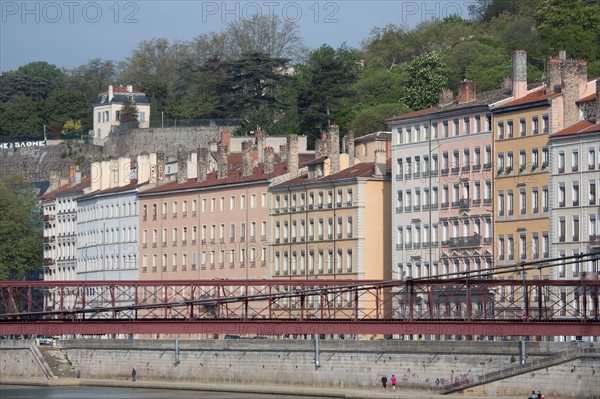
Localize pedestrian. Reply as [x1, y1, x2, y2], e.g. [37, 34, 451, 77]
[132, 368, 136, 382]
[529, 390, 538, 399]
[539, 394, 546, 399]
[391, 374, 397, 391]
[381, 375, 387, 390]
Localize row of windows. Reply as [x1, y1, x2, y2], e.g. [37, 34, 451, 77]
[557, 180, 597, 208]
[497, 187, 549, 217]
[77, 254, 138, 272]
[78, 226, 138, 247]
[274, 189, 353, 210]
[396, 219, 493, 248]
[557, 215, 597, 243]
[497, 233, 549, 262]
[496, 148, 549, 175]
[142, 221, 266, 247]
[142, 194, 267, 220]
[395, 146, 493, 179]
[141, 247, 268, 272]
[395, 113, 492, 145]
[496, 114, 549, 140]
[274, 217, 353, 243]
[557, 147, 599, 173]
[97, 110, 146, 123]
[274, 248, 353, 275]
[398, 257, 493, 279]
[78, 201, 138, 222]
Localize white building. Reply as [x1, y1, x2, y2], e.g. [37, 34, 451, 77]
[92, 85, 150, 144]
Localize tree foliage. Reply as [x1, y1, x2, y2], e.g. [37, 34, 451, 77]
[119, 97, 139, 127]
[403, 52, 450, 110]
[0, 175, 43, 281]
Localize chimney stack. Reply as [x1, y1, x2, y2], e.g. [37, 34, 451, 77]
[217, 144, 228, 180]
[255, 129, 266, 163]
[457, 80, 476, 103]
[156, 152, 165, 182]
[287, 134, 299, 176]
[596, 78, 600, 125]
[501, 77, 512, 92]
[279, 144, 288, 163]
[49, 169, 61, 192]
[220, 130, 231, 147]
[68, 164, 76, 185]
[137, 152, 150, 184]
[177, 150, 188, 184]
[108, 85, 114, 102]
[196, 147, 209, 182]
[347, 131, 355, 165]
[512, 49, 528, 100]
[562, 60, 582, 128]
[126, 85, 133, 93]
[264, 147, 275, 174]
[327, 124, 341, 174]
[374, 150, 387, 176]
[546, 57, 562, 93]
[241, 141, 254, 177]
[438, 88, 453, 106]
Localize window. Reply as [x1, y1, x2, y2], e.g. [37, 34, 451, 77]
[474, 116, 481, 133]
[453, 119, 459, 136]
[573, 216, 580, 241]
[443, 121, 449, 137]
[519, 150, 526, 173]
[589, 148, 596, 170]
[558, 152, 565, 173]
[572, 182, 580, 206]
[498, 193, 505, 216]
[463, 117, 470, 135]
[519, 190, 526, 215]
[572, 150, 579, 172]
[559, 217, 566, 242]
[559, 184, 566, 207]
[542, 115, 549, 133]
[507, 191, 514, 215]
[532, 116, 538, 135]
[532, 188, 539, 214]
[497, 121, 504, 139]
[507, 120, 513, 138]
[531, 148, 539, 170]
[519, 118, 526, 136]
[230, 196, 235, 210]
[542, 148, 549, 169]
[590, 181, 597, 205]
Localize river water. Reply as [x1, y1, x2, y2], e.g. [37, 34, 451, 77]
[0, 385, 336, 399]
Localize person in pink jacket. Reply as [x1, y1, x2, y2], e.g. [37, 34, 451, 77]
[391, 374, 397, 391]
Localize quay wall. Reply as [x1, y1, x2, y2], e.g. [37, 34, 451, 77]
[2, 340, 598, 398]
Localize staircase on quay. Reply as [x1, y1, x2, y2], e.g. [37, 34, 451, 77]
[33, 344, 78, 379]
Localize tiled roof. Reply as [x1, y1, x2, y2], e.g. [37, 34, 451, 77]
[493, 87, 559, 110]
[576, 93, 597, 103]
[386, 89, 512, 122]
[274, 162, 389, 188]
[140, 163, 288, 195]
[302, 156, 327, 166]
[40, 178, 91, 200]
[354, 131, 391, 143]
[78, 180, 147, 200]
[549, 120, 600, 138]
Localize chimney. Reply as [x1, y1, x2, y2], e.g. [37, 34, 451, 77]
[264, 147, 275, 174]
[315, 139, 325, 159]
[156, 152, 165, 182]
[108, 85, 114, 102]
[220, 130, 231, 147]
[559, 50, 566, 61]
[562, 60, 582, 128]
[327, 125, 341, 174]
[75, 167, 81, 185]
[196, 147, 209, 182]
[255, 129, 266, 162]
[287, 134, 299, 176]
[217, 144, 228, 180]
[501, 77, 512, 92]
[126, 85, 133, 93]
[68, 164, 76, 185]
[577, 60, 588, 98]
[457, 80, 476, 103]
[209, 139, 218, 152]
[347, 131, 355, 165]
[49, 169, 61, 192]
[177, 150, 188, 184]
[241, 141, 254, 177]
[279, 144, 288, 163]
[596, 78, 600, 125]
[438, 88, 453, 106]
[546, 57, 562, 93]
[374, 150, 387, 176]
[137, 153, 150, 184]
[512, 49, 527, 100]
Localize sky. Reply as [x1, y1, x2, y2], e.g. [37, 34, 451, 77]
[1, 0, 476, 72]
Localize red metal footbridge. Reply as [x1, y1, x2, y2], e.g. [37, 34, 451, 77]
[1, 256, 599, 338]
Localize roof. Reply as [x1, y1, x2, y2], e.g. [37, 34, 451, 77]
[493, 87, 560, 111]
[99, 86, 144, 95]
[139, 163, 288, 196]
[576, 93, 597, 103]
[40, 178, 91, 201]
[302, 156, 327, 166]
[78, 180, 146, 200]
[94, 86, 150, 105]
[386, 89, 512, 123]
[549, 120, 600, 138]
[354, 131, 391, 143]
[274, 162, 390, 189]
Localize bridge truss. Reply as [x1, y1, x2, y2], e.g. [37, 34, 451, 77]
[1, 275, 598, 337]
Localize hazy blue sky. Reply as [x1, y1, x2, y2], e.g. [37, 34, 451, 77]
[1, 0, 475, 72]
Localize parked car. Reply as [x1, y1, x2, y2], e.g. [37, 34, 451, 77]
[36, 336, 55, 346]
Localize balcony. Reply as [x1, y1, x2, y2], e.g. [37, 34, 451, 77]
[43, 214, 55, 222]
[472, 164, 481, 171]
[572, 200, 579, 207]
[404, 173, 412, 180]
[451, 166, 460, 174]
[484, 237, 492, 244]
[404, 243, 412, 250]
[559, 201, 565, 208]
[441, 168, 449, 176]
[43, 236, 55, 243]
[590, 235, 600, 247]
[396, 207, 403, 213]
[472, 199, 481, 207]
[441, 202, 449, 209]
[458, 199, 471, 209]
[182, 240, 187, 246]
[483, 162, 492, 171]
[396, 244, 403, 251]
[573, 235, 579, 242]
[559, 235, 565, 243]
[43, 258, 54, 266]
[404, 206, 412, 212]
[558, 166, 565, 173]
[451, 201, 460, 208]
[448, 235, 481, 248]
[461, 165, 470, 173]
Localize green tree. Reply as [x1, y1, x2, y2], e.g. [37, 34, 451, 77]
[350, 103, 410, 136]
[0, 96, 46, 136]
[295, 44, 360, 140]
[403, 52, 450, 110]
[0, 175, 43, 281]
[119, 97, 139, 127]
[13, 61, 64, 95]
